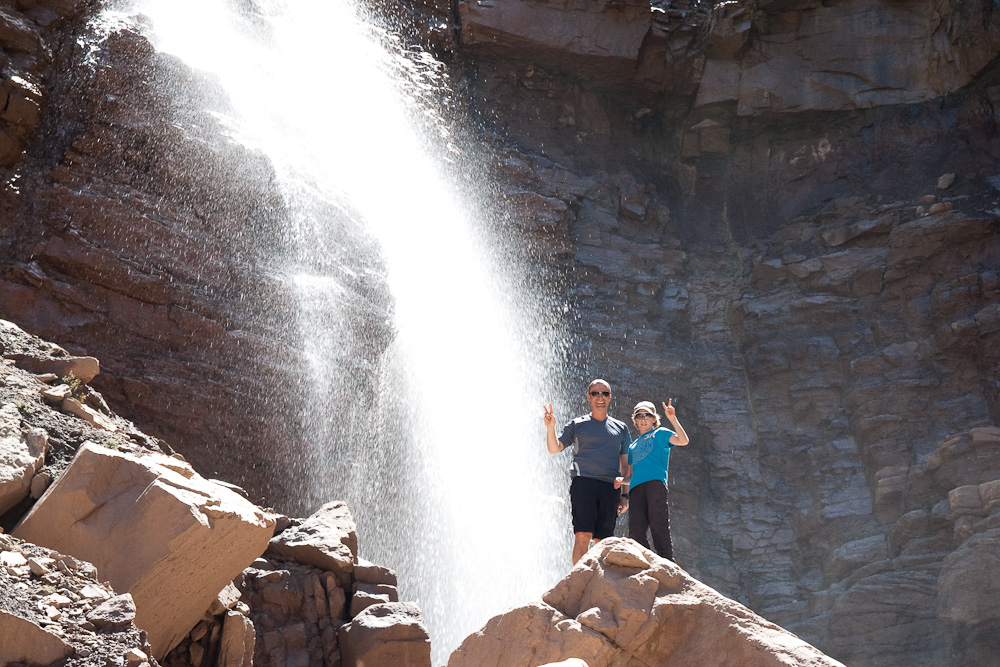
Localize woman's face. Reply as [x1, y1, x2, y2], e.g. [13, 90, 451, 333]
[634, 411, 655, 434]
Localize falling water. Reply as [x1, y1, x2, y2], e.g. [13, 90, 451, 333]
[106, 0, 574, 661]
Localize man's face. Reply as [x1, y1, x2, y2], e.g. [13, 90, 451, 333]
[587, 382, 611, 412]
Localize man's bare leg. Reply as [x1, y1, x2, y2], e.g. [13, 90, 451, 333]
[573, 532, 594, 564]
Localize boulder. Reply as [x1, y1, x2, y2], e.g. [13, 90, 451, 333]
[339, 602, 431, 667]
[0, 404, 46, 515]
[10, 354, 100, 383]
[448, 538, 846, 667]
[0, 609, 74, 665]
[267, 500, 358, 588]
[13, 442, 275, 660]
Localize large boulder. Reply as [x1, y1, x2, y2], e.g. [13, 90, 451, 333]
[0, 403, 46, 515]
[13, 442, 275, 660]
[448, 538, 846, 666]
[339, 602, 431, 667]
[0, 610, 74, 666]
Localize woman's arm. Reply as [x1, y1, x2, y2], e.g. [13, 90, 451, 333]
[663, 399, 690, 446]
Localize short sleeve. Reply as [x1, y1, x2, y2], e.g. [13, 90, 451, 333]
[661, 429, 676, 448]
[620, 425, 631, 454]
[557, 420, 574, 448]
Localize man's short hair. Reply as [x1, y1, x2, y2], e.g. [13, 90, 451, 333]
[588, 378, 612, 393]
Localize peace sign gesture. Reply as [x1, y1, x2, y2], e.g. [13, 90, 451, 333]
[662, 398, 675, 418]
[543, 403, 556, 427]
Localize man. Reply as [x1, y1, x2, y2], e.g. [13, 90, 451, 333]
[544, 379, 632, 564]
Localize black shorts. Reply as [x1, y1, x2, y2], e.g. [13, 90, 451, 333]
[570, 476, 620, 539]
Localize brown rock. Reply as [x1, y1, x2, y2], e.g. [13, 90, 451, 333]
[11, 354, 100, 383]
[61, 396, 117, 431]
[339, 602, 431, 667]
[0, 609, 74, 665]
[217, 610, 255, 667]
[697, 0, 1000, 114]
[448, 538, 845, 667]
[13, 443, 275, 660]
[86, 593, 137, 631]
[0, 403, 46, 515]
[458, 0, 651, 84]
[267, 500, 358, 588]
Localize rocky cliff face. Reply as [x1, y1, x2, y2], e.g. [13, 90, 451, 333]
[1, 0, 999, 666]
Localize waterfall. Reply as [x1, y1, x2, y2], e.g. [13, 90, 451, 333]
[107, 0, 574, 660]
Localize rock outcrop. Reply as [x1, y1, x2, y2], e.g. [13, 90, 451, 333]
[13, 442, 276, 660]
[0, 320, 428, 667]
[449, 538, 845, 666]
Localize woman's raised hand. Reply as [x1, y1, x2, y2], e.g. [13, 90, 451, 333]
[663, 398, 675, 418]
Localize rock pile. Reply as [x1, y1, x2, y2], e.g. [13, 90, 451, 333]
[449, 537, 846, 667]
[0, 531, 155, 667]
[0, 319, 430, 667]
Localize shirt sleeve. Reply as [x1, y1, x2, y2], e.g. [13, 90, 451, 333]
[660, 428, 676, 448]
[557, 420, 574, 448]
[620, 425, 631, 454]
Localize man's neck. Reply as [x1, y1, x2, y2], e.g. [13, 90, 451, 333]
[590, 408, 609, 421]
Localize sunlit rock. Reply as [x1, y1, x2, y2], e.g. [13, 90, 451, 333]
[0, 404, 46, 515]
[339, 602, 432, 667]
[13, 443, 275, 660]
[0, 609, 74, 665]
[448, 538, 846, 667]
[267, 500, 358, 588]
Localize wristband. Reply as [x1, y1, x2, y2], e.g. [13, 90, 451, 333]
[620, 493, 629, 499]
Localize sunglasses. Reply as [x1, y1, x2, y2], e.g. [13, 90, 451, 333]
[589, 391, 611, 397]
[634, 413, 654, 419]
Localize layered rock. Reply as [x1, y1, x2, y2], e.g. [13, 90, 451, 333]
[449, 538, 845, 666]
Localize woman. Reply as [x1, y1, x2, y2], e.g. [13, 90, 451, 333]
[617, 398, 689, 560]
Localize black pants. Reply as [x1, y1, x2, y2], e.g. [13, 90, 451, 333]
[628, 480, 673, 560]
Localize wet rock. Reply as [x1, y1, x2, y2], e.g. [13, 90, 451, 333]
[458, 0, 651, 85]
[697, 0, 1000, 114]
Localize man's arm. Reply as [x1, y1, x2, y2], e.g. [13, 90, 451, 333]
[617, 452, 631, 514]
[544, 403, 565, 454]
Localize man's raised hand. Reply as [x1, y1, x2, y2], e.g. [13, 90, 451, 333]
[543, 403, 556, 426]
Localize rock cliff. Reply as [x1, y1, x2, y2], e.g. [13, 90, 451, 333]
[0, 0, 998, 666]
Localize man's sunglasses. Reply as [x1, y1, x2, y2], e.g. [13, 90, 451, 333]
[589, 391, 611, 397]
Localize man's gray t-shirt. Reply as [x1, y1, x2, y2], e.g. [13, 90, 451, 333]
[557, 414, 632, 482]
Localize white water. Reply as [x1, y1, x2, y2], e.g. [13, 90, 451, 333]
[108, 0, 572, 661]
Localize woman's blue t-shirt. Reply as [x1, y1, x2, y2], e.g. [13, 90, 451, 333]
[628, 427, 675, 489]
